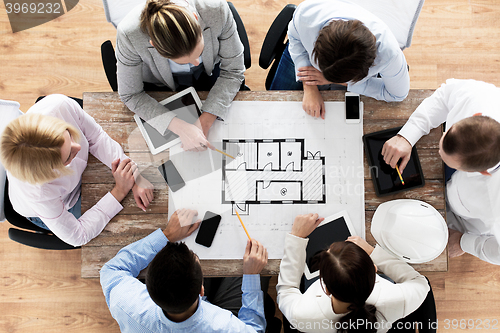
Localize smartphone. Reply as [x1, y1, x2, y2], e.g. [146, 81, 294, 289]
[195, 211, 222, 247]
[345, 92, 361, 123]
[158, 160, 185, 192]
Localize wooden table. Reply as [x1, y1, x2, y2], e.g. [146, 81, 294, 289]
[81, 90, 447, 278]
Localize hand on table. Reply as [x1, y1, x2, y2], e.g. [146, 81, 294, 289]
[290, 213, 324, 238]
[303, 85, 326, 119]
[110, 158, 136, 202]
[132, 174, 154, 211]
[381, 135, 412, 172]
[448, 228, 465, 258]
[347, 236, 375, 255]
[163, 208, 201, 242]
[243, 239, 268, 274]
[168, 117, 215, 152]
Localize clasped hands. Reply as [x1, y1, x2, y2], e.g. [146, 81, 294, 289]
[110, 158, 154, 211]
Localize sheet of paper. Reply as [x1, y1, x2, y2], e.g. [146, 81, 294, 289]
[167, 101, 365, 259]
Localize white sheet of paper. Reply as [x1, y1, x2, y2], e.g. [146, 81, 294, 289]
[167, 101, 365, 259]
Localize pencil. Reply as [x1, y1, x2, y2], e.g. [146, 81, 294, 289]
[395, 165, 405, 185]
[214, 148, 235, 159]
[235, 210, 251, 240]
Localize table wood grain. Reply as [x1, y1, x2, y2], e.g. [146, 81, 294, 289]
[81, 90, 447, 278]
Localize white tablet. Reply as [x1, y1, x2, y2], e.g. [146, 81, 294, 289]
[134, 87, 203, 155]
[303, 210, 357, 280]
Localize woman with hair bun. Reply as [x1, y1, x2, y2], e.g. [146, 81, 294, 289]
[277, 213, 430, 333]
[116, 0, 245, 151]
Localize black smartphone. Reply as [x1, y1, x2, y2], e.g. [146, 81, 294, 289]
[345, 92, 361, 123]
[195, 211, 222, 247]
[158, 160, 185, 192]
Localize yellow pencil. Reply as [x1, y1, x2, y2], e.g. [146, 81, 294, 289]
[214, 148, 235, 159]
[235, 210, 251, 240]
[395, 165, 405, 185]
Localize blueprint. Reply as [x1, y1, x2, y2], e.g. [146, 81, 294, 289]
[167, 101, 364, 259]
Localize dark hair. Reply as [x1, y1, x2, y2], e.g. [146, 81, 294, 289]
[442, 115, 500, 171]
[140, 0, 201, 58]
[146, 242, 203, 314]
[319, 242, 377, 333]
[313, 20, 377, 84]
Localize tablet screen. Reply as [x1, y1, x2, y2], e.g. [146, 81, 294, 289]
[363, 127, 424, 196]
[305, 216, 352, 274]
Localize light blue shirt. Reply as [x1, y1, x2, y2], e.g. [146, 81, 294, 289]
[288, 0, 409, 102]
[100, 229, 266, 333]
[167, 56, 204, 74]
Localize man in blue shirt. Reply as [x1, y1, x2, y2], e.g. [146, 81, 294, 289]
[100, 208, 268, 332]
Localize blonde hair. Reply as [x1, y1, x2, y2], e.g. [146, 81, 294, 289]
[140, 0, 201, 58]
[0, 113, 80, 185]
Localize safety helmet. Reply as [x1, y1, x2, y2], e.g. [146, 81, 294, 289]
[371, 199, 448, 264]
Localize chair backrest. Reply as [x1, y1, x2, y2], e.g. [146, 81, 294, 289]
[349, 0, 425, 50]
[0, 100, 23, 222]
[102, 0, 146, 28]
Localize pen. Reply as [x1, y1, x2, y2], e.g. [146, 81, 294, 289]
[395, 165, 405, 185]
[200, 144, 235, 159]
[235, 210, 251, 240]
[214, 148, 235, 159]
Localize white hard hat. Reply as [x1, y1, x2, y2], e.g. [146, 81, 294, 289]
[371, 199, 448, 264]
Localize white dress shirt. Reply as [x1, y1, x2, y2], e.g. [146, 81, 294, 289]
[277, 234, 429, 333]
[287, 0, 409, 102]
[398, 79, 500, 265]
[7, 94, 128, 247]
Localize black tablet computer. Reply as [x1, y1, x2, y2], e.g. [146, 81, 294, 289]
[363, 127, 425, 196]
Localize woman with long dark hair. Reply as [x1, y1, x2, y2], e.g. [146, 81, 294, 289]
[277, 213, 430, 332]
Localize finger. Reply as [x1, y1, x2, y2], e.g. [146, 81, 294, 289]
[245, 239, 251, 255]
[118, 158, 131, 170]
[123, 162, 132, 173]
[146, 189, 154, 202]
[400, 155, 411, 173]
[140, 192, 150, 207]
[111, 159, 119, 173]
[321, 103, 326, 120]
[187, 221, 201, 235]
[381, 142, 388, 157]
[206, 140, 215, 150]
[135, 194, 146, 211]
[250, 239, 259, 255]
[313, 108, 320, 118]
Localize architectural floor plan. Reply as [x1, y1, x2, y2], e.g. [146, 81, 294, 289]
[222, 139, 325, 215]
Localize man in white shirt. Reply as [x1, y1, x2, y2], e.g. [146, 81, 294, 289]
[382, 79, 500, 265]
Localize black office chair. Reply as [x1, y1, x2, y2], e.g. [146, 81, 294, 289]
[282, 276, 436, 333]
[101, 1, 251, 92]
[5, 179, 79, 250]
[258, 4, 296, 90]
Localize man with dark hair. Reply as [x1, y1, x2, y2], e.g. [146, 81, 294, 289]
[382, 79, 500, 265]
[100, 208, 269, 332]
[269, 0, 409, 119]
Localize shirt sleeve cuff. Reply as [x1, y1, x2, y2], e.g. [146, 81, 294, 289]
[242, 274, 261, 292]
[148, 228, 169, 252]
[101, 192, 124, 219]
[398, 123, 424, 147]
[460, 232, 476, 254]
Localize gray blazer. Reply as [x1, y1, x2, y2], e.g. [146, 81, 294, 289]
[116, 0, 245, 135]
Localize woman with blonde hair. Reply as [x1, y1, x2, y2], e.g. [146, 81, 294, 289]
[1, 94, 154, 247]
[117, 0, 245, 151]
